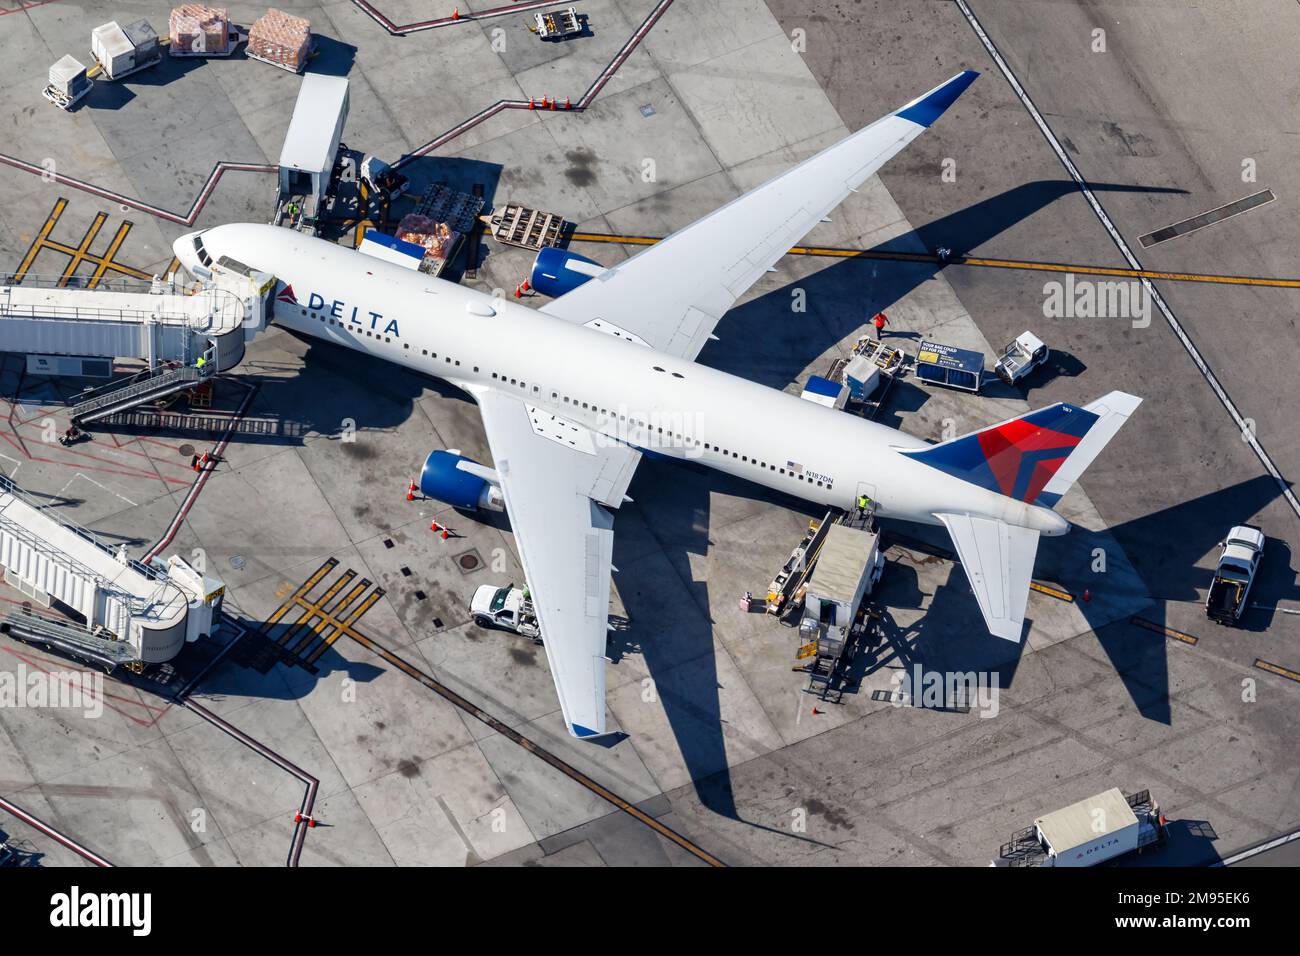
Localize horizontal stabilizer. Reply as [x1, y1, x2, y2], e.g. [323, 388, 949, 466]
[937, 512, 1040, 642]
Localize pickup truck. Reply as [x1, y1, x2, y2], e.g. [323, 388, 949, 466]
[1206, 525, 1265, 625]
[470, 584, 542, 643]
[994, 331, 1049, 385]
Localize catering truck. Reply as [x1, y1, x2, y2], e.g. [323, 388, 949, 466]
[993, 787, 1166, 867]
[1206, 525, 1265, 625]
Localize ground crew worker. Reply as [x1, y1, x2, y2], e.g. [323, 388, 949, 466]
[872, 312, 889, 340]
[857, 494, 871, 516]
[195, 355, 207, 371]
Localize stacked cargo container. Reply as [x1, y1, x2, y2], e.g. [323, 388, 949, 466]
[169, 5, 234, 57]
[246, 8, 311, 73]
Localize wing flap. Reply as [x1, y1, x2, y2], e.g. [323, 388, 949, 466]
[936, 512, 1039, 643]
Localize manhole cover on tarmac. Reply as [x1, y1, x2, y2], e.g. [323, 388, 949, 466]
[230, 555, 246, 570]
[179, 444, 195, 457]
[456, 551, 482, 573]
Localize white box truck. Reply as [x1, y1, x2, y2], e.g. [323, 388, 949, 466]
[994, 787, 1166, 867]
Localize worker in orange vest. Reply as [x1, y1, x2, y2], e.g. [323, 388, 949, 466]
[871, 312, 889, 340]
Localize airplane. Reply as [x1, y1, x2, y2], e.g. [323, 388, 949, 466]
[173, 70, 1141, 740]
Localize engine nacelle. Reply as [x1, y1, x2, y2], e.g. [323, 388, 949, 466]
[529, 246, 606, 297]
[419, 451, 504, 512]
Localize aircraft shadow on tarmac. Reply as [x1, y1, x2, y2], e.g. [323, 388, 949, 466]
[703, 179, 1186, 391]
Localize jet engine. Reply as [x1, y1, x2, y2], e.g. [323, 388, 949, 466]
[419, 450, 504, 512]
[528, 246, 606, 297]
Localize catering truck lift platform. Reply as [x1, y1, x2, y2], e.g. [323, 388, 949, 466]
[796, 522, 885, 701]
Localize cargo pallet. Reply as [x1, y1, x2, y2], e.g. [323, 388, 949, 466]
[405, 184, 486, 277]
[484, 203, 566, 251]
[42, 81, 94, 111]
[168, 28, 248, 57]
[246, 40, 314, 75]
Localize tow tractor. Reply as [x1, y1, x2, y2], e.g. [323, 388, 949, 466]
[471, 584, 542, 643]
[994, 330, 1049, 385]
[1206, 525, 1265, 625]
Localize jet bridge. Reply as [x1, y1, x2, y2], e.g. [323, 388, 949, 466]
[0, 260, 272, 422]
[0, 476, 224, 668]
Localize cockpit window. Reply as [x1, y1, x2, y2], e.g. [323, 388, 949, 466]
[193, 235, 213, 268]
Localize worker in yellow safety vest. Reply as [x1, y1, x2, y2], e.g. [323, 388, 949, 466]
[857, 494, 871, 516]
[195, 355, 207, 371]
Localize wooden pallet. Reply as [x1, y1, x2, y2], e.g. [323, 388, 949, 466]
[484, 203, 566, 250]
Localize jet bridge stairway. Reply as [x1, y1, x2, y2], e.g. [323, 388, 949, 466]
[69, 364, 206, 426]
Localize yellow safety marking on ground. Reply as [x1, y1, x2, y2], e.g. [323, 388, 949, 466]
[567, 232, 1300, 290]
[278, 570, 355, 648]
[41, 234, 151, 283]
[1254, 659, 1300, 683]
[290, 577, 367, 655]
[58, 212, 107, 287]
[1131, 616, 1198, 645]
[85, 220, 133, 288]
[1030, 581, 1074, 602]
[263, 558, 338, 628]
[307, 587, 385, 665]
[14, 197, 68, 282]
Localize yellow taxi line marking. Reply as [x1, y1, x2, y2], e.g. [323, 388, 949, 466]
[1254, 659, 1300, 683]
[1131, 616, 1198, 645]
[1030, 581, 1073, 602]
[567, 232, 1300, 289]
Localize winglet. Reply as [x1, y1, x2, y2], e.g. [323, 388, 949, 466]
[896, 70, 979, 128]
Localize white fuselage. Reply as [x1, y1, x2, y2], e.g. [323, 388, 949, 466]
[181, 224, 1067, 535]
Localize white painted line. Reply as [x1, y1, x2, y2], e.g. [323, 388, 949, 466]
[1217, 826, 1300, 866]
[955, 0, 1300, 521]
[56, 472, 138, 508]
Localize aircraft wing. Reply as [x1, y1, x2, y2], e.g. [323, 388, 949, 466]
[936, 512, 1040, 643]
[539, 71, 979, 360]
[475, 388, 640, 738]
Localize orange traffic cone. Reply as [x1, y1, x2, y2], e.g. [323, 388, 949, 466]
[431, 520, 440, 532]
[528, 97, 535, 110]
[440, 529, 450, 540]
[406, 479, 416, 502]
[452, 7, 460, 20]
[540, 95, 549, 109]
[811, 707, 823, 716]
[549, 96, 556, 111]
[519, 279, 530, 293]
[564, 97, 572, 109]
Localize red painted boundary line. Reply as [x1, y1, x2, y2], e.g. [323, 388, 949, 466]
[144, 381, 258, 562]
[349, 0, 561, 35]
[0, 0, 64, 17]
[0, 794, 114, 866]
[397, 0, 675, 164]
[0, 0, 676, 215]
